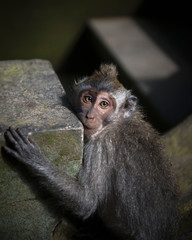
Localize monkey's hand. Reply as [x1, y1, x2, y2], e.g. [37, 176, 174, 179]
[1, 127, 45, 170]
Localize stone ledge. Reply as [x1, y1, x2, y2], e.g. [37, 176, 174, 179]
[0, 59, 82, 133]
[164, 115, 192, 238]
[0, 59, 83, 240]
[164, 114, 192, 204]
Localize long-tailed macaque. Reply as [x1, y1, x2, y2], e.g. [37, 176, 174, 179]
[1, 64, 179, 240]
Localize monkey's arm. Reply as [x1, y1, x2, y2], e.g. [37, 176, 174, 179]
[1, 127, 97, 218]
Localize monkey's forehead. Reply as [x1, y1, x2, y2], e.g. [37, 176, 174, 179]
[74, 77, 126, 94]
[74, 84, 128, 99]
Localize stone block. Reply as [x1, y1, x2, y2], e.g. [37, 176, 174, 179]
[164, 115, 192, 238]
[0, 59, 83, 240]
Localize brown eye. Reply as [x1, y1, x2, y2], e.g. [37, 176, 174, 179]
[100, 101, 109, 108]
[84, 96, 93, 103]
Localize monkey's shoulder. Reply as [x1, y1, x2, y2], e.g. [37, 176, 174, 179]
[109, 115, 159, 141]
[103, 116, 162, 155]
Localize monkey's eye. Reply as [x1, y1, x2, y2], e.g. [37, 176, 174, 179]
[84, 96, 93, 103]
[100, 101, 109, 108]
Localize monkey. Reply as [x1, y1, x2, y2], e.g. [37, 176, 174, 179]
[1, 64, 179, 240]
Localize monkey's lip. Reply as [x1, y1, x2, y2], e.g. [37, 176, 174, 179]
[83, 123, 98, 130]
[82, 120, 99, 130]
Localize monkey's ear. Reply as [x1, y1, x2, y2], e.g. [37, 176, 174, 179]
[123, 95, 137, 118]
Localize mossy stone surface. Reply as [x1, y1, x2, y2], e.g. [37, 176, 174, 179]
[0, 60, 83, 240]
[164, 115, 192, 239]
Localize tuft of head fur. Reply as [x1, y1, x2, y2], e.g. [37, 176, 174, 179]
[74, 64, 125, 94]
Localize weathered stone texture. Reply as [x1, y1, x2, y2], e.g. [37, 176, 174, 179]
[0, 59, 83, 240]
[164, 115, 192, 204]
[0, 59, 82, 132]
[164, 115, 192, 238]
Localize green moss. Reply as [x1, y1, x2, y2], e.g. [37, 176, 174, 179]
[180, 201, 192, 239]
[164, 116, 192, 239]
[32, 130, 82, 176]
[182, 201, 192, 215]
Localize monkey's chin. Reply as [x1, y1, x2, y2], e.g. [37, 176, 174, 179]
[84, 127, 99, 137]
[83, 123, 103, 137]
[83, 124, 99, 131]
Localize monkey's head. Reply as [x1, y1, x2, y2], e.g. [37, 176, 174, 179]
[68, 64, 137, 136]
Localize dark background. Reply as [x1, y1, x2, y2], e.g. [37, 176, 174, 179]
[0, 0, 191, 69]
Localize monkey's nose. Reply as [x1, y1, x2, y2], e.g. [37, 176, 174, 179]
[86, 109, 95, 119]
[86, 114, 94, 119]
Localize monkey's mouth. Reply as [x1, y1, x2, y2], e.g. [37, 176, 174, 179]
[82, 119, 101, 130]
[83, 123, 98, 130]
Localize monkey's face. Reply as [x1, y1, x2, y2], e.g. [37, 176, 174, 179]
[77, 89, 116, 136]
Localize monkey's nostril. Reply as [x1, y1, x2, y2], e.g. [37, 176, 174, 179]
[86, 113, 94, 119]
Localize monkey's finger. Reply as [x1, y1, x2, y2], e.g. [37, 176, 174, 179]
[28, 137, 40, 150]
[8, 127, 24, 144]
[16, 128, 29, 144]
[28, 137, 38, 146]
[1, 146, 20, 160]
[4, 130, 22, 152]
[28, 137, 35, 145]
[4, 130, 17, 146]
